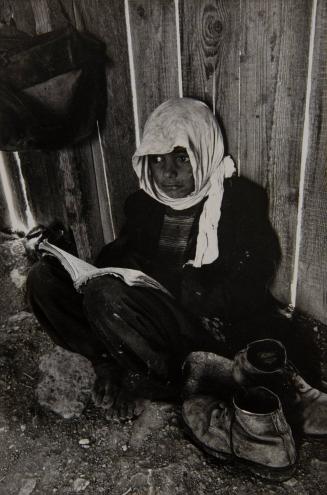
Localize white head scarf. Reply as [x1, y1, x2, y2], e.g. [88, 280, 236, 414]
[132, 97, 236, 267]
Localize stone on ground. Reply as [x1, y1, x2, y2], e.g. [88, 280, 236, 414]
[36, 346, 96, 419]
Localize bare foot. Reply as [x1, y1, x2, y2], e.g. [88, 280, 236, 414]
[92, 374, 120, 409]
[92, 363, 145, 420]
[92, 363, 121, 409]
[106, 388, 146, 422]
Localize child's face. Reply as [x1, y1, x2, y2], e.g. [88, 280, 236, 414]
[148, 147, 194, 198]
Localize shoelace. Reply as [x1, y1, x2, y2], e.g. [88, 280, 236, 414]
[284, 361, 321, 403]
[285, 362, 310, 390]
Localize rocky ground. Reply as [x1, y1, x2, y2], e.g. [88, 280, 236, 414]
[0, 232, 327, 495]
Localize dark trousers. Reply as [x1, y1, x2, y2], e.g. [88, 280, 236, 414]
[27, 258, 321, 386]
[26, 258, 222, 383]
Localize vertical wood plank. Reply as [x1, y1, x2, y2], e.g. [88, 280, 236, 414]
[179, 0, 240, 160]
[3, 153, 28, 225]
[0, 180, 10, 230]
[74, 0, 138, 233]
[19, 150, 67, 227]
[0, 152, 27, 230]
[297, 0, 327, 324]
[239, 0, 312, 304]
[0, 153, 10, 229]
[0, 0, 35, 33]
[128, 0, 180, 132]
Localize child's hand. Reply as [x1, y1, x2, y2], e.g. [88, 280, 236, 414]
[23, 221, 76, 261]
[23, 225, 50, 260]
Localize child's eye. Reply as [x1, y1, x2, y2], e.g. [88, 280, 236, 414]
[151, 156, 163, 164]
[176, 154, 190, 163]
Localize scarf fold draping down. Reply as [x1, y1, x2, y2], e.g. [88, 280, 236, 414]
[132, 98, 236, 268]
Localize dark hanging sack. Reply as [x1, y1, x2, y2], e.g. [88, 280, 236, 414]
[0, 23, 107, 151]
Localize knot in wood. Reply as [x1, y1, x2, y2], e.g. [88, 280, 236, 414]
[202, 9, 223, 52]
[208, 18, 222, 38]
[137, 5, 146, 19]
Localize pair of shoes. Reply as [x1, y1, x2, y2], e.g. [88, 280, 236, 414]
[233, 339, 327, 437]
[182, 338, 327, 480]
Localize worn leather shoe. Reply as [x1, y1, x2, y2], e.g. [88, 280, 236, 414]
[233, 339, 327, 437]
[182, 386, 296, 481]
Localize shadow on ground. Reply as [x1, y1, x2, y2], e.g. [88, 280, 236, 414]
[0, 232, 327, 495]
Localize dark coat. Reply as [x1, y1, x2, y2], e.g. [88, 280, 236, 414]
[95, 176, 281, 323]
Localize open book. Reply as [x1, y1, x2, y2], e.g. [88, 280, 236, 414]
[39, 240, 172, 297]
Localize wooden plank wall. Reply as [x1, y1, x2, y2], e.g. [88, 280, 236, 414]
[0, 0, 326, 323]
[0, 184, 9, 231]
[0, 171, 9, 230]
[129, 0, 180, 132]
[74, 0, 137, 234]
[239, 0, 312, 303]
[0, 154, 15, 230]
[1, 152, 30, 227]
[179, 0, 240, 159]
[0, 0, 101, 260]
[297, 0, 327, 323]
[0, 0, 137, 260]
[0, 1, 70, 235]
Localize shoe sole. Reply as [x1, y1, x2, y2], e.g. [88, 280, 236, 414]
[181, 413, 297, 482]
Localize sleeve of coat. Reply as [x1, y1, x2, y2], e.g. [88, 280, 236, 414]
[94, 190, 158, 271]
[93, 193, 138, 268]
[180, 178, 281, 322]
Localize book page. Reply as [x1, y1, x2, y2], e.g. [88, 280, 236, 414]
[39, 241, 172, 297]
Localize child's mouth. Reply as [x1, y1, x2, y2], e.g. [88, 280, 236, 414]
[162, 185, 181, 190]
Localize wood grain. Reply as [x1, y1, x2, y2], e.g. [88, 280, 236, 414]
[0, 0, 35, 33]
[296, 0, 327, 324]
[179, 0, 240, 159]
[0, 0, 326, 325]
[17, 150, 67, 227]
[42, 0, 107, 260]
[0, 152, 28, 227]
[75, 0, 138, 235]
[239, 0, 312, 304]
[0, 153, 11, 230]
[0, 175, 10, 230]
[128, 0, 180, 133]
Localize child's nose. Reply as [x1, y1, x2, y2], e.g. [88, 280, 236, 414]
[163, 157, 178, 178]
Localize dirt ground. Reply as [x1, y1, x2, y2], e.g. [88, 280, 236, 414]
[0, 232, 327, 495]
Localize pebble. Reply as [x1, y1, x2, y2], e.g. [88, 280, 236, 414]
[311, 458, 327, 481]
[311, 458, 327, 467]
[283, 477, 298, 487]
[73, 478, 90, 492]
[18, 478, 37, 495]
[78, 438, 90, 445]
[8, 311, 32, 323]
[10, 268, 27, 289]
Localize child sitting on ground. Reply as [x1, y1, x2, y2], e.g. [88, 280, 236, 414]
[27, 97, 322, 421]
